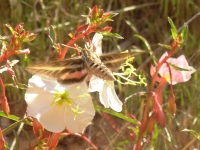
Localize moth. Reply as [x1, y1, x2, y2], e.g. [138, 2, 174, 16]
[26, 49, 142, 84]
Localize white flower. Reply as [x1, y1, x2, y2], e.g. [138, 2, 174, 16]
[25, 75, 95, 133]
[88, 33, 123, 112]
[88, 75, 122, 112]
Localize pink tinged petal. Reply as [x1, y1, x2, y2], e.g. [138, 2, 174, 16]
[92, 33, 103, 54]
[158, 53, 196, 85]
[38, 105, 66, 133]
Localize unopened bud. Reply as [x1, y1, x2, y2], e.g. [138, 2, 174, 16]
[16, 49, 30, 55]
[168, 93, 176, 115]
[47, 133, 61, 149]
[0, 128, 5, 150]
[33, 118, 44, 137]
[76, 24, 88, 33]
[1, 96, 10, 116]
[91, 6, 99, 20]
[129, 133, 136, 141]
[100, 26, 112, 33]
[145, 115, 157, 134]
[153, 97, 166, 127]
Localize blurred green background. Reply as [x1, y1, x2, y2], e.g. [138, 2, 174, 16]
[0, 0, 200, 150]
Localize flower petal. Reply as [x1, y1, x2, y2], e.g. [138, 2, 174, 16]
[64, 96, 95, 133]
[88, 75, 104, 92]
[38, 105, 66, 133]
[158, 52, 196, 85]
[100, 81, 123, 112]
[92, 33, 103, 54]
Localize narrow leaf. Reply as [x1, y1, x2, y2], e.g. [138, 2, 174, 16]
[180, 24, 188, 44]
[49, 25, 56, 43]
[0, 111, 19, 121]
[158, 43, 172, 50]
[169, 63, 192, 72]
[168, 17, 177, 32]
[94, 105, 138, 124]
[171, 29, 177, 40]
[134, 34, 157, 65]
[13, 130, 20, 150]
[4, 24, 14, 35]
[99, 32, 124, 39]
[182, 129, 200, 140]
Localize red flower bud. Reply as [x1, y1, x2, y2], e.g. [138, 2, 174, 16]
[0, 128, 5, 150]
[129, 133, 136, 141]
[75, 24, 88, 33]
[1, 96, 10, 116]
[91, 6, 99, 20]
[145, 115, 157, 134]
[168, 93, 176, 115]
[33, 118, 44, 137]
[100, 26, 112, 33]
[153, 97, 166, 127]
[47, 133, 61, 149]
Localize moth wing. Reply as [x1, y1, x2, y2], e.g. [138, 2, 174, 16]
[100, 51, 142, 70]
[26, 56, 88, 84]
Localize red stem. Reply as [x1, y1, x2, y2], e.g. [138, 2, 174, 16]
[135, 49, 176, 150]
[58, 28, 96, 60]
[61, 132, 97, 150]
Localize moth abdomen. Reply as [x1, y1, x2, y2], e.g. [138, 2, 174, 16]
[88, 62, 115, 81]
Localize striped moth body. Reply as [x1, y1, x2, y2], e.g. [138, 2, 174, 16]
[26, 50, 143, 84]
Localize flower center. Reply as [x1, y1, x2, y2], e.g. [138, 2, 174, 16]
[52, 90, 72, 107]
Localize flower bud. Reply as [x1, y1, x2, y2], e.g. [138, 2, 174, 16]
[47, 133, 61, 149]
[100, 26, 112, 33]
[0, 128, 5, 150]
[145, 115, 157, 134]
[16, 48, 30, 55]
[153, 98, 166, 127]
[33, 118, 44, 137]
[1, 96, 10, 116]
[91, 6, 99, 20]
[168, 93, 176, 115]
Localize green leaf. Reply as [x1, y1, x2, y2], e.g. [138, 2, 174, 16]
[49, 25, 57, 43]
[2, 118, 32, 135]
[4, 24, 15, 35]
[22, 129, 31, 148]
[0, 111, 19, 121]
[4, 141, 9, 150]
[99, 32, 124, 39]
[168, 17, 177, 32]
[169, 63, 192, 72]
[94, 105, 138, 124]
[158, 43, 172, 50]
[180, 24, 188, 44]
[182, 129, 200, 140]
[134, 34, 157, 65]
[13, 130, 20, 150]
[170, 29, 177, 40]
[0, 41, 8, 56]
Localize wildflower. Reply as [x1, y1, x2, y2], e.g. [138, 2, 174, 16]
[158, 52, 196, 85]
[88, 33, 122, 112]
[25, 75, 95, 133]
